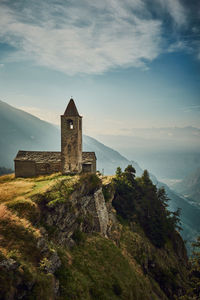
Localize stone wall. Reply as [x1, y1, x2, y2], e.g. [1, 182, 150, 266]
[15, 161, 61, 177]
[35, 162, 61, 175]
[91, 159, 96, 173]
[61, 115, 82, 174]
[82, 161, 96, 174]
[15, 161, 36, 178]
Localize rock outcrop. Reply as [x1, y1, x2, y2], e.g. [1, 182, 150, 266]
[37, 183, 109, 247]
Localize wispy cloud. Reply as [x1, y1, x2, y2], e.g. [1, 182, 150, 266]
[156, 0, 187, 26]
[168, 41, 190, 53]
[0, 0, 198, 75]
[182, 105, 200, 113]
[0, 1, 163, 74]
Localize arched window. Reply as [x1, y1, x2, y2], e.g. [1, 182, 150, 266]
[67, 119, 74, 129]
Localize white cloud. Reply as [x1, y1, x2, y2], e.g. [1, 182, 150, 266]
[167, 0, 187, 26]
[156, 0, 187, 26]
[0, 0, 163, 74]
[168, 41, 188, 53]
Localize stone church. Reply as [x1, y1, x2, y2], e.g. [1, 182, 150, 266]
[14, 99, 96, 177]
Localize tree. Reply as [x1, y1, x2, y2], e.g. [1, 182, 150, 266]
[115, 167, 122, 179]
[157, 187, 169, 209]
[113, 165, 181, 248]
[123, 165, 136, 186]
[141, 170, 152, 186]
[112, 165, 137, 220]
[181, 237, 200, 299]
[169, 208, 182, 231]
[124, 165, 136, 174]
[190, 237, 200, 298]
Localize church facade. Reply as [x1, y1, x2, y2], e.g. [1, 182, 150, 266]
[14, 99, 96, 177]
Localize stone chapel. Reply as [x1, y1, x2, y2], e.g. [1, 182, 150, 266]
[14, 99, 96, 177]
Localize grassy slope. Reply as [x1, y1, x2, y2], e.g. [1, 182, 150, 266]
[0, 173, 188, 300]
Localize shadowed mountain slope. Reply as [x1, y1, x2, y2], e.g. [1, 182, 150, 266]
[0, 100, 60, 169]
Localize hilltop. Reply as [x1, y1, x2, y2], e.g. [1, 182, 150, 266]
[0, 100, 200, 256]
[0, 169, 196, 300]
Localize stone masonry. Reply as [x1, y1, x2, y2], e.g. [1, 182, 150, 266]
[14, 99, 96, 177]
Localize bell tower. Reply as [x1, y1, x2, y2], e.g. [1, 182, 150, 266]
[61, 98, 82, 174]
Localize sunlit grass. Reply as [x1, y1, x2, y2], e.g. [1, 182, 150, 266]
[0, 181, 35, 203]
[0, 204, 41, 262]
[0, 172, 68, 204]
[101, 175, 114, 185]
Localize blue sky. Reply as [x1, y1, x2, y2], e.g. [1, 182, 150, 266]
[0, 0, 199, 136]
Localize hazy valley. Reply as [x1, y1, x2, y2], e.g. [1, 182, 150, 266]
[97, 127, 200, 181]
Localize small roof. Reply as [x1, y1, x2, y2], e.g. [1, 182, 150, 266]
[15, 150, 96, 164]
[14, 151, 61, 163]
[64, 98, 80, 116]
[82, 152, 96, 163]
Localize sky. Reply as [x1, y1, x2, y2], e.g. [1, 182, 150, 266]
[0, 0, 200, 136]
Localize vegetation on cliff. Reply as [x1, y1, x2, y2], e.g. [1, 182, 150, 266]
[112, 166, 181, 248]
[0, 169, 198, 299]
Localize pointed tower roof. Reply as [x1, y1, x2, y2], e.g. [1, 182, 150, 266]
[64, 98, 80, 116]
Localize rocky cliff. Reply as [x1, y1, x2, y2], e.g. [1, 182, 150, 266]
[0, 172, 191, 300]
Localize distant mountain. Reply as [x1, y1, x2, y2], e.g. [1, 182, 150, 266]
[172, 167, 200, 206]
[0, 100, 60, 169]
[97, 127, 200, 180]
[83, 135, 142, 175]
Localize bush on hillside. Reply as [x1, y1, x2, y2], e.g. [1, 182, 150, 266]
[112, 166, 181, 248]
[78, 173, 102, 196]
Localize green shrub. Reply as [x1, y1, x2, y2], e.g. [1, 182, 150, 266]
[72, 229, 86, 245]
[34, 178, 75, 208]
[78, 174, 102, 195]
[102, 185, 112, 202]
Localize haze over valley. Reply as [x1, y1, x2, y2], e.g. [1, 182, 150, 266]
[96, 127, 200, 182]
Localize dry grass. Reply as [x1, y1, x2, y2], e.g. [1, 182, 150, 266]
[0, 180, 34, 203]
[101, 175, 114, 185]
[0, 204, 41, 262]
[0, 173, 15, 183]
[0, 172, 79, 273]
[0, 172, 68, 204]
[0, 204, 9, 219]
[0, 204, 40, 236]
